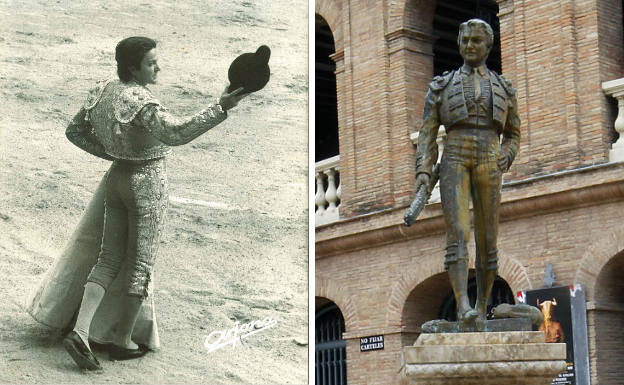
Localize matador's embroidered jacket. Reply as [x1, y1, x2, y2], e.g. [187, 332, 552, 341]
[415, 67, 521, 177]
[66, 79, 227, 160]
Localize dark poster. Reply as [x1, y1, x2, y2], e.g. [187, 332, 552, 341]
[517, 284, 590, 385]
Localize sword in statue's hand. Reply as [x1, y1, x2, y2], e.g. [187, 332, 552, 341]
[403, 163, 440, 226]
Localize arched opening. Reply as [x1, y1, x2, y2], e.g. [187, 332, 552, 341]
[401, 271, 515, 342]
[438, 276, 515, 321]
[592, 250, 624, 385]
[433, 0, 502, 76]
[402, 272, 452, 333]
[315, 14, 339, 162]
[316, 300, 347, 385]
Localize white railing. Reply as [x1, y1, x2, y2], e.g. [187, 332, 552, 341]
[315, 155, 341, 226]
[602, 78, 624, 162]
[314, 127, 445, 227]
[410, 126, 446, 203]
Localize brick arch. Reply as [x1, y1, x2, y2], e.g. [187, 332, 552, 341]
[574, 226, 624, 301]
[387, 0, 437, 35]
[386, 0, 513, 46]
[385, 253, 530, 327]
[315, 0, 343, 53]
[315, 274, 360, 331]
[386, 253, 446, 327]
[497, 251, 532, 294]
[386, 0, 512, 47]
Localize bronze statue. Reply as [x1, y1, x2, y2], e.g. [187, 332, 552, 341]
[405, 19, 521, 330]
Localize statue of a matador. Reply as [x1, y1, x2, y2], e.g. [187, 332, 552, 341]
[412, 18, 521, 328]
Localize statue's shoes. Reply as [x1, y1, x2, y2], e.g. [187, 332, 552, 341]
[109, 344, 149, 361]
[474, 315, 487, 332]
[458, 308, 479, 323]
[63, 331, 102, 371]
[457, 309, 480, 332]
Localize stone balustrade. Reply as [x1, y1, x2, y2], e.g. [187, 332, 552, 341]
[315, 155, 341, 226]
[410, 126, 447, 203]
[602, 77, 624, 162]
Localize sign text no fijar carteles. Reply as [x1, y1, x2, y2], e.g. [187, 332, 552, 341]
[360, 335, 384, 352]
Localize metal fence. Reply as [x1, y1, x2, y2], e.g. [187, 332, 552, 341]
[316, 303, 347, 385]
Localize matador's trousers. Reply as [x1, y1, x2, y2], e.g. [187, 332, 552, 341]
[439, 128, 504, 272]
[87, 157, 168, 298]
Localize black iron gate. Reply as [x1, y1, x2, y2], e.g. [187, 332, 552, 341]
[315, 303, 347, 385]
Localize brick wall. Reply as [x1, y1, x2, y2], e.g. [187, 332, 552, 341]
[343, 335, 405, 385]
[317, 0, 623, 217]
[486, 0, 622, 178]
[589, 251, 624, 385]
[597, 0, 624, 146]
[317, 199, 624, 384]
[315, 0, 624, 383]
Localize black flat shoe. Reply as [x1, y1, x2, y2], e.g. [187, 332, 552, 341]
[88, 340, 111, 351]
[109, 344, 149, 361]
[63, 331, 102, 370]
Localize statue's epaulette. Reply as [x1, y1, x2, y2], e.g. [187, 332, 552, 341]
[83, 78, 113, 111]
[429, 70, 454, 92]
[494, 72, 516, 96]
[113, 84, 161, 123]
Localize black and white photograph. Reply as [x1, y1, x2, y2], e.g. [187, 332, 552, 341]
[0, 0, 308, 383]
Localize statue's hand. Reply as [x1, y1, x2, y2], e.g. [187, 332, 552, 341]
[497, 152, 510, 172]
[404, 172, 432, 227]
[416, 173, 430, 190]
[403, 211, 414, 226]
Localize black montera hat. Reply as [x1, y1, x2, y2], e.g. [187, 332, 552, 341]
[227, 45, 271, 95]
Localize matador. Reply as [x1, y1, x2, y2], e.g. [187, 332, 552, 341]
[413, 19, 521, 329]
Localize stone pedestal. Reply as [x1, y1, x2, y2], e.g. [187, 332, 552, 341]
[399, 331, 567, 385]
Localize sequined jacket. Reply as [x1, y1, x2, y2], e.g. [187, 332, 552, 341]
[415, 67, 521, 177]
[66, 79, 228, 161]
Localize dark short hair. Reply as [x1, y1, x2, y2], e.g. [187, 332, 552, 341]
[115, 37, 157, 82]
[457, 19, 494, 49]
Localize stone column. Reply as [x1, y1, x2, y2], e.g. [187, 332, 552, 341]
[385, 26, 436, 208]
[315, 155, 341, 226]
[399, 331, 567, 385]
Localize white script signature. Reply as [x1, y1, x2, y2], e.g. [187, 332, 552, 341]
[203, 316, 278, 353]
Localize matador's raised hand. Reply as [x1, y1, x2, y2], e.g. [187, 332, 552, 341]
[218, 84, 246, 111]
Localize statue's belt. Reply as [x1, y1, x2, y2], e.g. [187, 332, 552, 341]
[445, 124, 500, 136]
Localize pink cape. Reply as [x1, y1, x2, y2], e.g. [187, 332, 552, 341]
[26, 172, 160, 349]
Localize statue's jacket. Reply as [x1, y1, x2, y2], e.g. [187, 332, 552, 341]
[66, 78, 227, 161]
[415, 67, 521, 177]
